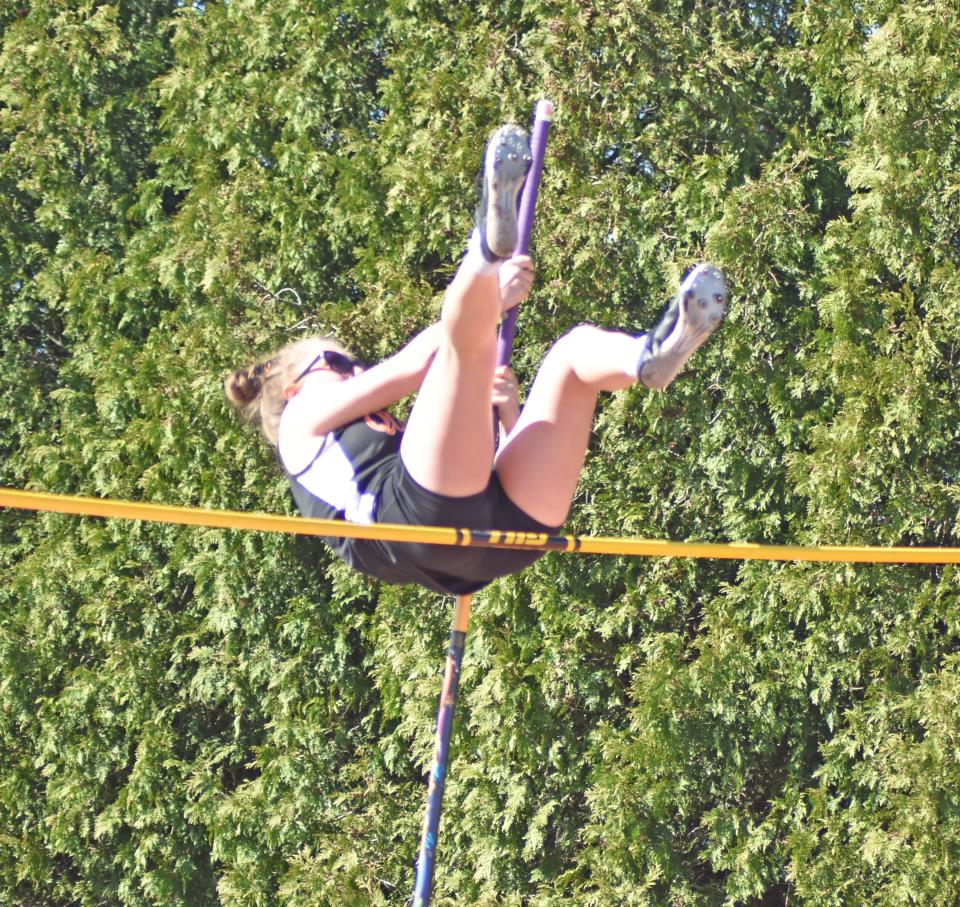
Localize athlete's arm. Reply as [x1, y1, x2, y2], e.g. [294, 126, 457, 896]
[281, 323, 443, 441]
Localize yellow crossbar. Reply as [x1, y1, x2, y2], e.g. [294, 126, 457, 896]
[1, 487, 958, 564]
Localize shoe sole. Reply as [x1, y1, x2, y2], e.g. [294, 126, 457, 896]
[482, 125, 531, 259]
[640, 264, 727, 391]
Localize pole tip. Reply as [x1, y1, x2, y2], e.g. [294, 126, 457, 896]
[535, 99, 554, 121]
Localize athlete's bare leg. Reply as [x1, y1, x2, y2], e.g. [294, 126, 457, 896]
[400, 265, 501, 496]
[497, 265, 727, 525]
[494, 325, 637, 526]
[401, 125, 532, 497]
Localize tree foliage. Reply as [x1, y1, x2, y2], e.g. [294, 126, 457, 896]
[2, 1, 960, 904]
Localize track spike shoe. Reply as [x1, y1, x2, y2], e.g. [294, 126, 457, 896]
[475, 124, 532, 260]
[638, 263, 727, 390]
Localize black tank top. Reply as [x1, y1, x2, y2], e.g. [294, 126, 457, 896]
[283, 411, 404, 573]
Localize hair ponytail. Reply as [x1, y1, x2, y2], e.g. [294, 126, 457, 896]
[224, 337, 341, 446]
[224, 360, 272, 408]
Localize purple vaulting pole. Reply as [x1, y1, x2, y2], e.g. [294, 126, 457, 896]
[412, 102, 553, 907]
[496, 99, 553, 367]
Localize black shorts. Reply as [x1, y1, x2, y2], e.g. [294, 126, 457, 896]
[343, 457, 561, 596]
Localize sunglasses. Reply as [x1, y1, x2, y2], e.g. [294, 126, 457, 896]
[294, 349, 363, 383]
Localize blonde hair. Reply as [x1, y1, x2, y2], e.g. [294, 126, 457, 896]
[224, 335, 341, 446]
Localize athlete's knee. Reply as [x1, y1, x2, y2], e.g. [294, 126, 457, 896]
[440, 303, 499, 355]
[566, 323, 605, 345]
[546, 324, 601, 365]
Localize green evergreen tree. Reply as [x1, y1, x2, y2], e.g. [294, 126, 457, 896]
[2, 1, 959, 904]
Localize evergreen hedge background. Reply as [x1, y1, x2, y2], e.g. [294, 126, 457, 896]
[2, 1, 960, 904]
